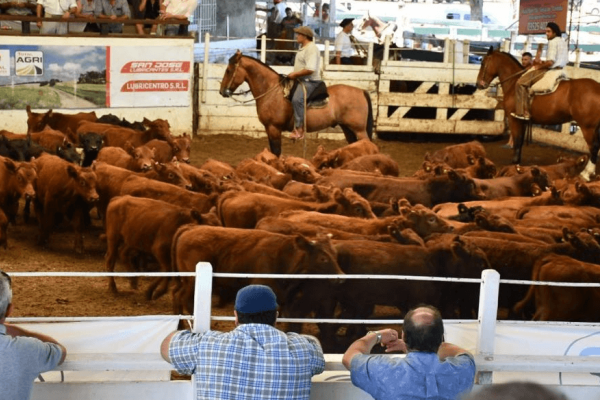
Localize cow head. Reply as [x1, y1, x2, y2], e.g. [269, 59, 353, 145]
[79, 132, 104, 153]
[56, 142, 82, 165]
[171, 133, 191, 164]
[334, 188, 377, 219]
[14, 162, 37, 201]
[125, 142, 154, 171]
[66, 164, 99, 204]
[186, 166, 218, 194]
[311, 145, 331, 169]
[448, 203, 485, 223]
[282, 157, 321, 184]
[473, 157, 497, 179]
[445, 170, 486, 201]
[563, 228, 600, 263]
[449, 236, 491, 274]
[153, 161, 192, 189]
[396, 205, 453, 236]
[474, 210, 517, 233]
[387, 226, 425, 247]
[529, 167, 552, 192]
[26, 106, 53, 134]
[144, 118, 174, 145]
[293, 234, 344, 277]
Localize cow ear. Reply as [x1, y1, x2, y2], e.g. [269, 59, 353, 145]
[422, 161, 432, 172]
[66, 164, 79, 179]
[3, 158, 17, 173]
[530, 166, 540, 176]
[458, 203, 468, 214]
[424, 152, 431, 162]
[488, 46, 494, 54]
[125, 141, 135, 154]
[467, 154, 476, 165]
[26, 105, 32, 114]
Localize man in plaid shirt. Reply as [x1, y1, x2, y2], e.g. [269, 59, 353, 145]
[160, 284, 325, 400]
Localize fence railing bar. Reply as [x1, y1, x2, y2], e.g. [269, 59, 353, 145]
[499, 279, 600, 287]
[211, 316, 475, 325]
[7, 315, 193, 322]
[212, 273, 482, 283]
[4, 272, 197, 277]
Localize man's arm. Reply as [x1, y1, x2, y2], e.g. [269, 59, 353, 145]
[335, 51, 341, 65]
[5, 323, 67, 365]
[36, 3, 43, 27]
[287, 69, 313, 80]
[160, 330, 179, 363]
[437, 342, 472, 361]
[342, 329, 403, 370]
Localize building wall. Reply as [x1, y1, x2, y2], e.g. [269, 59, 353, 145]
[215, 0, 257, 39]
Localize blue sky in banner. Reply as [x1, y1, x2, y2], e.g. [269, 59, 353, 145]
[0, 45, 106, 85]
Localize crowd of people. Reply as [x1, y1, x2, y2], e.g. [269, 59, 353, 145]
[1, 270, 573, 400]
[0, 0, 196, 34]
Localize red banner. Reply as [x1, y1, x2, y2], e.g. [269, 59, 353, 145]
[120, 61, 191, 74]
[518, 0, 568, 35]
[121, 80, 189, 92]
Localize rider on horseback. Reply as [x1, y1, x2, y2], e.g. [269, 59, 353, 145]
[512, 22, 568, 121]
[288, 26, 321, 140]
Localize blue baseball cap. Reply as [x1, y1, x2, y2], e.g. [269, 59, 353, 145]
[235, 285, 278, 314]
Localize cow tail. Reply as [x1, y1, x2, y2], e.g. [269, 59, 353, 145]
[512, 283, 536, 317]
[170, 225, 191, 292]
[364, 90, 373, 140]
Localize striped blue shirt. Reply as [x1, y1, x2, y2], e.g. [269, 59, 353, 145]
[168, 323, 325, 400]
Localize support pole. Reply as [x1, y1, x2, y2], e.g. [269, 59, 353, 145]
[202, 32, 210, 104]
[193, 262, 213, 333]
[261, 34, 267, 63]
[476, 269, 500, 385]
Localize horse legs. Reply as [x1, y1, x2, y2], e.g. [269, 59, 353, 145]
[265, 125, 282, 157]
[579, 126, 600, 181]
[340, 125, 358, 143]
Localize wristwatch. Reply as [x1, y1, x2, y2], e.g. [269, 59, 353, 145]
[367, 330, 382, 344]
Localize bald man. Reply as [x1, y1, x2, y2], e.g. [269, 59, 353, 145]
[342, 305, 476, 400]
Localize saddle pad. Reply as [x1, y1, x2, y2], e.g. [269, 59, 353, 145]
[530, 69, 568, 95]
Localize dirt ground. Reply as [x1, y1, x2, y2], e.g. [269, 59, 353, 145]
[0, 132, 581, 352]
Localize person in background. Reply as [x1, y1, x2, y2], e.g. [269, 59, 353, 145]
[287, 25, 321, 141]
[95, 0, 130, 33]
[280, 6, 301, 30]
[36, 0, 77, 34]
[70, 0, 99, 32]
[505, 51, 534, 148]
[313, 2, 328, 23]
[158, 0, 196, 36]
[0, 0, 37, 32]
[463, 381, 569, 400]
[343, 305, 476, 400]
[0, 270, 67, 400]
[335, 18, 354, 65]
[161, 284, 325, 400]
[512, 22, 568, 120]
[134, 0, 159, 34]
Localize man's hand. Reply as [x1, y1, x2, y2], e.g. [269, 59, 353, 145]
[379, 329, 406, 353]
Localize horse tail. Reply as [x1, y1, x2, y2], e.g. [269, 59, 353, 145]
[364, 90, 374, 140]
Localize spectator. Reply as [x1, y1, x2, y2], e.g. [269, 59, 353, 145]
[70, 0, 99, 32]
[335, 18, 354, 65]
[0, 269, 67, 400]
[158, 0, 196, 36]
[505, 51, 534, 148]
[280, 7, 301, 30]
[342, 305, 476, 400]
[463, 381, 569, 400]
[36, 0, 77, 34]
[313, 2, 328, 23]
[95, 0, 130, 33]
[0, 0, 37, 32]
[133, 0, 159, 35]
[161, 284, 325, 400]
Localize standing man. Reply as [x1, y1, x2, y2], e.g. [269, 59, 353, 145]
[95, 0, 130, 33]
[159, 0, 197, 36]
[512, 22, 568, 120]
[36, 0, 76, 34]
[343, 305, 476, 400]
[288, 25, 321, 140]
[335, 18, 354, 65]
[0, 0, 37, 32]
[161, 284, 325, 400]
[0, 270, 67, 400]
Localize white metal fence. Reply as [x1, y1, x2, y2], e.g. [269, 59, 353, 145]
[5, 265, 599, 400]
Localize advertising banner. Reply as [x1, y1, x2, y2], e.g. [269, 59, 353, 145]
[518, 0, 568, 35]
[0, 43, 192, 110]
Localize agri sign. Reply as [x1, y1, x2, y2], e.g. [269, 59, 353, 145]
[15, 51, 44, 76]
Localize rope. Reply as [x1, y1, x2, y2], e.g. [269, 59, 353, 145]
[228, 79, 283, 104]
[301, 81, 307, 159]
[491, 68, 527, 88]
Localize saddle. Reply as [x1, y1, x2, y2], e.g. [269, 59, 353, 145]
[529, 69, 569, 96]
[282, 76, 329, 109]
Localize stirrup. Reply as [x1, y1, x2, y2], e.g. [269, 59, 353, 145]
[510, 112, 530, 121]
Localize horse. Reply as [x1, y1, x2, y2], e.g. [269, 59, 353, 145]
[219, 50, 373, 157]
[476, 46, 600, 181]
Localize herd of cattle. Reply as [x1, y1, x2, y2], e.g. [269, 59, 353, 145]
[1, 108, 600, 348]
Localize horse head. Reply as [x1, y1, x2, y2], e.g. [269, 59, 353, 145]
[220, 50, 246, 98]
[476, 46, 499, 90]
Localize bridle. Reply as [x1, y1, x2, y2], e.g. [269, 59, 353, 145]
[223, 58, 286, 104]
[223, 60, 241, 94]
[481, 53, 527, 89]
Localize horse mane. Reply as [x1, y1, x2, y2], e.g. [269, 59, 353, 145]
[497, 50, 525, 70]
[228, 54, 278, 75]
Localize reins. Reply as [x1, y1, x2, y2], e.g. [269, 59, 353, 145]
[222, 59, 285, 104]
[490, 68, 527, 88]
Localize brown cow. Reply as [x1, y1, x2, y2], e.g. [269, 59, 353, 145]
[498, 155, 589, 181]
[340, 154, 400, 177]
[82, 118, 173, 148]
[472, 167, 551, 200]
[33, 154, 99, 252]
[280, 156, 322, 183]
[217, 187, 376, 229]
[254, 148, 283, 170]
[146, 133, 191, 163]
[96, 142, 155, 171]
[120, 175, 216, 213]
[0, 207, 7, 249]
[104, 195, 205, 299]
[513, 253, 600, 321]
[199, 158, 238, 180]
[0, 157, 37, 224]
[26, 106, 97, 136]
[92, 161, 191, 222]
[177, 163, 220, 194]
[236, 158, 291, 190]
[425, 140, 486, 168]
[282, 181, 334, 201]
[170, 225, 343, 315]
[312, 139, 379, 169]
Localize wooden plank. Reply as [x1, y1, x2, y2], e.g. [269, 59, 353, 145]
[449, 109, 469, 121]
[32, 381, 191, 400]
[375, 118, 505, 134]
[57, 353, 173, 371]
[378, 93, 498, 109]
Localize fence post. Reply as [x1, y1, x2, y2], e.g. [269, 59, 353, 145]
[383, 35, 390, 64]
[476, 269, 500, 384]
[324, 40, 330, 68]
[193, 262, 213, 333]
[443, 37, 450, 63]
[463, 40, 469, 64]
[367, 42, 374, 68]
[261, 35, 267, 63]
[575, 48, 581, 68]
[202, 32, 210, 104]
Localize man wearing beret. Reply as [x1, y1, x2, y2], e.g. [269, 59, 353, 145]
[161, 284, 325, 400]
[288, 25, 321, 141]
[335, 18, 355, 65]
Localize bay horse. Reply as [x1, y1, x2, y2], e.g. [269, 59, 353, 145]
[476, 47, 600, 181]
[219, 50, 373, 157]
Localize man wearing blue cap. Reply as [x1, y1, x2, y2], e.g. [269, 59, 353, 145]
[161, 284, 325, 400]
